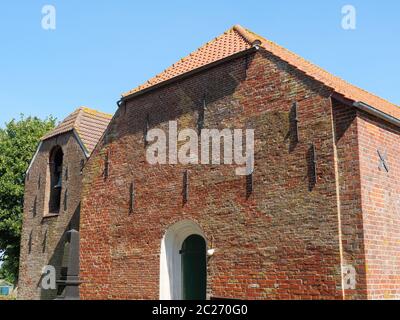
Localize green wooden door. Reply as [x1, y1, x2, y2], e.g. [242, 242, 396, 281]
[181, 235, 206, 300]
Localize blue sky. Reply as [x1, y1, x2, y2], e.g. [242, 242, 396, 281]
[0, 0, 399, 126]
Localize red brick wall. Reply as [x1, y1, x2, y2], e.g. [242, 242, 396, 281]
[18, 133, 84, 300]
[357, 111, 400, 299]
[332, 100, 367, 299]
[80, 49, 346, 300]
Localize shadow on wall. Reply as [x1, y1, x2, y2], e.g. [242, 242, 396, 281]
[37, 203, 80, 300]
[285, 102, 299, 153]
[107, 54, 255, 147]
[332, 99, 355, 143]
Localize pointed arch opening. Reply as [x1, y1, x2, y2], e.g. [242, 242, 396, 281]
[48, 146, 63, 214]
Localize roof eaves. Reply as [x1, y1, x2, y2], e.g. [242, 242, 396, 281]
[26, 141, 43, 175]
[354, 101, 400, 128]
[331, 92, 400, 128]
[72, 128, 90, 158]
[121, 46, 259, 102]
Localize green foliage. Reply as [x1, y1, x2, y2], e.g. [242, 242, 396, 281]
[0, 115, 55, 284]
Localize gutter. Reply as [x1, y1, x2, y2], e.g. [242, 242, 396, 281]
[120, 46, 259, 103]
[353, 101, 400, 128]
[331, 93, 400, 128]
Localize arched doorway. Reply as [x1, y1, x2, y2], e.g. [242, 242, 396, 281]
[159, 220, 207, 300]
[181, 235, 206, 300]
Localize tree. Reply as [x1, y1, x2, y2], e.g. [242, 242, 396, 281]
[0, 115, 55, 284]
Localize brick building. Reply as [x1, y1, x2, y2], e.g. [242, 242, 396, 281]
[18, 107, 112, 300]
[20, 25, 400, 300]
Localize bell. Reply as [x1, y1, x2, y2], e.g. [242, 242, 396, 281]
[54, 175, 62, 189]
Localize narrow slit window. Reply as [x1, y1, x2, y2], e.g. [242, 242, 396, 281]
[104, 151, 109, 180]
[183, 170, 189, 204]
[144, 114, 150, 146]
[28, 231, 33, 254]
[42, 230, 47, 253]
[292, 102, 299, 143]
[246, 173, 253, 198]
[311, 144, 317, 180]
[32, 196, 37, 217]
[129, 182, 135, 214]
[197, 99, 205, 135]
[64, 189, 68, 211]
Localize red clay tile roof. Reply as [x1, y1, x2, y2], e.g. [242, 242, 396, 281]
[122, 26, 252, 97]
[41, 107, 112, 155]
[122, 24, 400, 120]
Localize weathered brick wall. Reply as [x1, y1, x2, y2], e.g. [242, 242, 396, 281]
[18, 133, 84, 300]
[357, 111, 400, 299]
[80, 48, 349, 300]
[332, 100, 367, 299]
